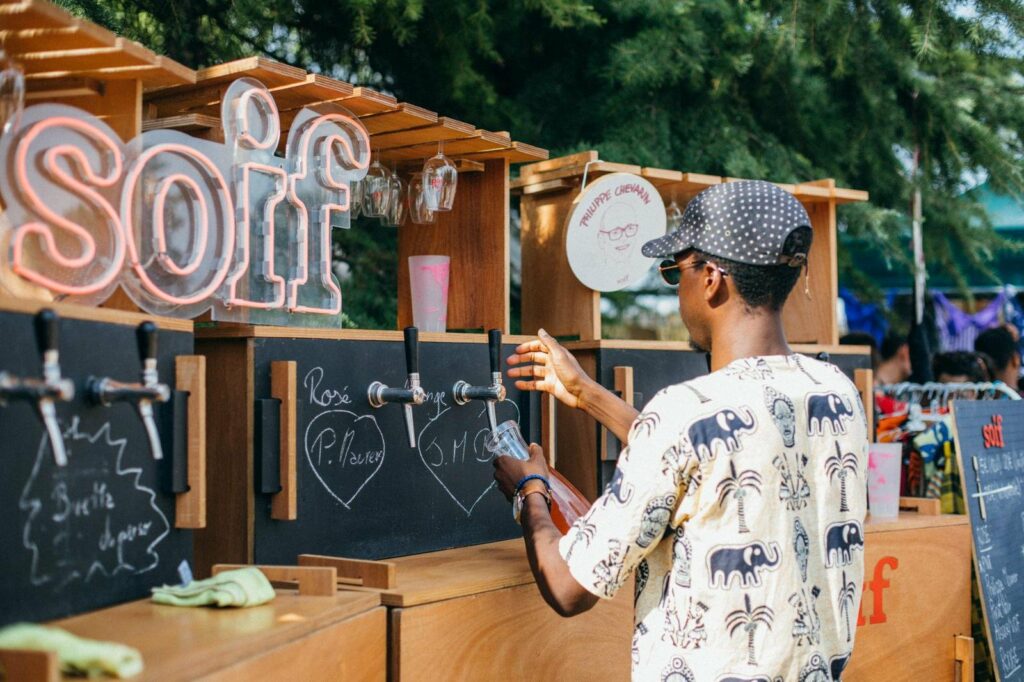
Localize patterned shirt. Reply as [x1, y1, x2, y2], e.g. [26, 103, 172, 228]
[559, 355, 868, 681]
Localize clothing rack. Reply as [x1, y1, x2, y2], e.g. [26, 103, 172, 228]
[878, 381, 1020, 403]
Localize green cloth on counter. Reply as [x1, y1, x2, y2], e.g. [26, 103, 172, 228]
[0, 623, 143, 678]
[151, 566, 275, 608]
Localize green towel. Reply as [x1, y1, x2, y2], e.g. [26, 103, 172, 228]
[0, 623, 143, 678]
[151, 566, 275, 608]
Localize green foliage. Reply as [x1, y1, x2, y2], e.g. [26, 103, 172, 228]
[66, 0, 1024, 320]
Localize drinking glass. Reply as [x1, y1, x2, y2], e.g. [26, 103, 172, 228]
[384, 173, 406, 226]
[665, 199, 683, 234]
[349, 179, 363, 219]
[484, 420, 592, 534]
[421, 141, 458, 211]
[361, 157, 392, 218]
[408, 255, 449, 332]
[408, 172, 436, 225]
[0, 50, 24, 139]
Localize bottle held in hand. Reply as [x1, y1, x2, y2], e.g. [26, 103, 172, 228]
[485, 420, 591, 534]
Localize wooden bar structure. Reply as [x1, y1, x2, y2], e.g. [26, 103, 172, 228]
[512, 152, 869, 345]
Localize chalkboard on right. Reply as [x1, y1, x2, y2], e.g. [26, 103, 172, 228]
[953, 399, 1024, 681]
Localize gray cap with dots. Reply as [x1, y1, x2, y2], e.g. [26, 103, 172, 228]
[641, 179, 812, 266]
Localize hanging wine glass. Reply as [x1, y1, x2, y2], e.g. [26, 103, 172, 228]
[349, 178, 363, 219]
[408, 172, 436, 225]
[0, 50, 25, 140]
[384, 172, 406, 226]
[421, 140, 458, 211]
[361, 155, 393, 218]
[665, 196, 683, 235]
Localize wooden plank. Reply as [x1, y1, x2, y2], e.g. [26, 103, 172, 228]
[146, 81, 229, 117]
[270, 360, 297, 521]
[194, 324, 537, 344]
[834, 187, 870, 204]
[854, 367, 875, 439]
[194, 56, 307, 88]
[370, 117, 475, 151]
[519, 188, 601, 340]
[23, 76, 101, 99]
[556, 350, 599, 498]
[898, 496, 942, 516]
[0, 0, 76, 31]
[0, 649, 58, 682]
[844, 520, 971, 681]
[459, 140, 547, 164]
[16, 40, 152, 73]
[299, 554, 397, 589]
[0, 295, 193, 331]
[52, 592, 381, 681]
[0, 23, 114, 53]
[268, 73, 354, 111]
[600, 365, 634, 461]
[358, 103, 437, 135]
[207, 608, 386, 682]
[398, 158, 510, 332]
[213, 564, 337, 597]
[175, 355, 207, 529]
[515, 177, 574, 196]
[452, 158, 485, 173]
[391, 580, 632, 682]
[955, 635, 975, 682]
[142, 113, 221, 133]
[192, 338, 254, 577]
[25, 60, 195, 87]
[519, 150, 598, 179]
[640, 167, 683, 184]
[782, 197, 837, 344]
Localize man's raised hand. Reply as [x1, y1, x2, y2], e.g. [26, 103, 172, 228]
[506, 329, 591, 409]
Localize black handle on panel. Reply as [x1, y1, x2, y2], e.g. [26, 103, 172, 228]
[35, 309, 59, 356]
[137, 321, 158, 362]
[488, 329, 502, 375]
[404, 326, 419, 375]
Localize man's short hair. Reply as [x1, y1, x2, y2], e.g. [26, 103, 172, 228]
[933, 351, 989, 382]
[879, 331, 907, 362]
[691, 226, 812, 311]
[840, 332, 879, 369]
[975, 326, 1018, 372]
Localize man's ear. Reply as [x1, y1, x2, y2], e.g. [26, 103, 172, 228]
[1013, 352, 1021, 370]
[898, 344, 911, 362]
[703, 263, 728, 306]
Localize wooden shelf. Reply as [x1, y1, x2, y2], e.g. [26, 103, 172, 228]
[0, 296, 194, 332]
[195, 323, 535, 345]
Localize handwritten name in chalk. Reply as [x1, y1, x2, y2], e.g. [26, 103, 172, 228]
[303, 408, 386, 510]
[50, 481, 115, 522]
[98, 516, 153, 553]
[304, 366, 352, 407]
[984, 414, 1006, 449]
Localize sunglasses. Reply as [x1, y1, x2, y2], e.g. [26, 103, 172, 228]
[658, 259, 729, 287]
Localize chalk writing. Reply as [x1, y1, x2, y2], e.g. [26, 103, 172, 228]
[18, 417, 170, 591]
[303, 408, 385, 509]
[304, 366, 353, 407]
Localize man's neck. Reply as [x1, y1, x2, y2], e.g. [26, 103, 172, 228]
[875, 361, 903, 386]
[708, 308, 791, 372]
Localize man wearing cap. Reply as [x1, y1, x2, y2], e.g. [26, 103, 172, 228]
[495, 180, 868, 680]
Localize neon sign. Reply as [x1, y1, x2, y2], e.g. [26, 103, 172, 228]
[0, 77, 371, 326]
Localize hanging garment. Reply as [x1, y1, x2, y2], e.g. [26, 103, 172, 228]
[933, 291, 1008, 351]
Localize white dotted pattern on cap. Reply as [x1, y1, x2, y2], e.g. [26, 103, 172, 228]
[641, 180, 811, 265]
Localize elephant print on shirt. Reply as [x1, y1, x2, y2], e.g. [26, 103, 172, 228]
[603, 468, 635, 507]
[687, 408, 757, 462]
[806, 392, 855, 436]
[824, 520, 864, 568]
[764, 386, 797, 447]
[706, 541, 782, 589]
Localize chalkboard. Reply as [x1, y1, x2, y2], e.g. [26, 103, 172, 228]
[0, 311, 192, 626]
[250, 338, 536, 562]
[953, 399, 1024, 681]
[594, 347, 871, 491]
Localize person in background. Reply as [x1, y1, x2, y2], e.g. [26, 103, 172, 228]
[874, 331, 912, 386]
[840, 331, 879, 370]
[933, 351, 989, 384]
[974, 326, 1021, 395]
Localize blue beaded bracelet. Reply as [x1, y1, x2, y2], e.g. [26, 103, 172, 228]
[514, 474, 550, 496]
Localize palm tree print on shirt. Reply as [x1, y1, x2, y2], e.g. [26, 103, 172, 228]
[716, 460, 763, 533]
[838, 570, 859, 643]
[726, 594, 775, 666]
[825, 442, 859, 513]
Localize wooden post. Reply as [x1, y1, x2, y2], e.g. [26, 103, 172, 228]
[782, 180, 839, 344]
[212, 564, 337, 597]
[270, 361, 298, 521]
[175, 355, 207, 529]
[854, 367, 875, 439]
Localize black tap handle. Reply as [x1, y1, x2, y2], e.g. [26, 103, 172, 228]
[137, 321, 158, 362]
[35, 309, 59, 356]
[488, 329, 501, 375]
[404, 326, 419, 375]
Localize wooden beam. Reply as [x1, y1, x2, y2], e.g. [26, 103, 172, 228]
[371, 117, 475, 151]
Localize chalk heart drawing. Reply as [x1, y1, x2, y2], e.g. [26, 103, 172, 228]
[416, 395, 521, 516]
[304, 409, 386, 509]
[18, 416, 170, 592]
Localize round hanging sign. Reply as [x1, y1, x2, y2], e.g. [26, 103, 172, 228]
[564, 172, 665, 292]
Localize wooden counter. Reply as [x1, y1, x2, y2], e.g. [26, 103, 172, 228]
[846, 511, 973, 681]
[48, 590, 385, 681]
[339, 539, 633, 681]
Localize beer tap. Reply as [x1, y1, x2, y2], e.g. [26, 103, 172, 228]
[368, 327, 426, 448]
[452, 329, 506, 432]
[86, 321, 171, 460]
[0, 309, 74, 466]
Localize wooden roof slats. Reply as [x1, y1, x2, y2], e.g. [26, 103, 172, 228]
[371, 117, 476, 151]
[359, 103, 436, 135]
[0, 0, 194, 87]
